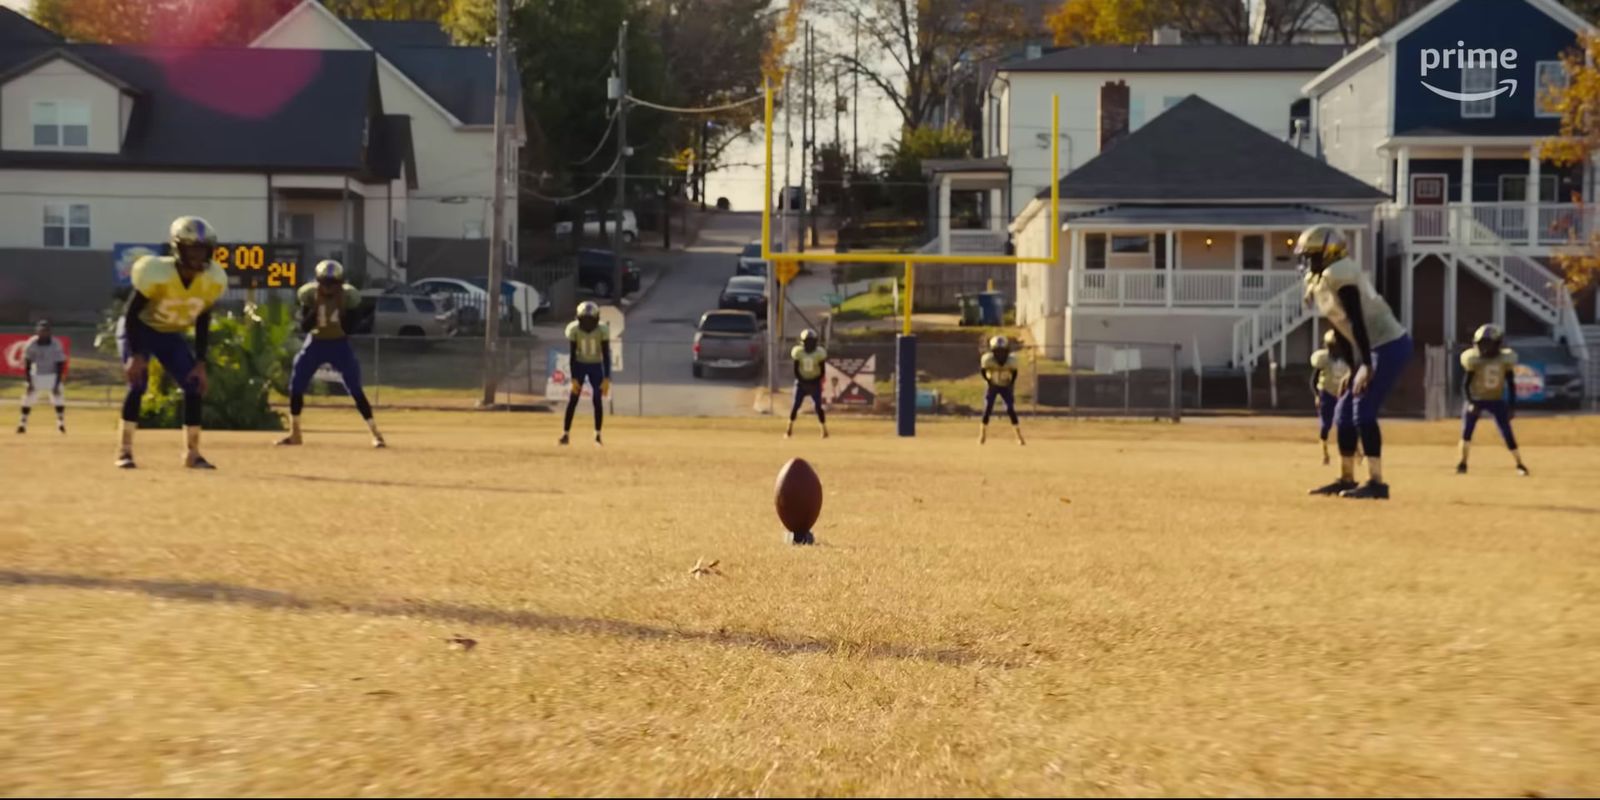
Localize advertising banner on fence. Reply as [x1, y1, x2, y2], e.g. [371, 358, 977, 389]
[2, 334, 72, 378]
[547, 348, 611, 401]
[1514, 361, 1547, 403]
[112, 243, 164, 290]
[824, 355, 876, 406]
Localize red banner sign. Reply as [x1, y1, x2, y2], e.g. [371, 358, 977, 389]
[1, 334, 72, 378]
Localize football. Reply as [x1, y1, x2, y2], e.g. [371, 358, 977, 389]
[774, 457, 823, 539]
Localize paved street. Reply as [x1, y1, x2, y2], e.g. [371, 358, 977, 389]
[609, 212, 764, 417]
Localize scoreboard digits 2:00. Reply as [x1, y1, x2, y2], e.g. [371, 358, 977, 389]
[212, 243, 302, 288]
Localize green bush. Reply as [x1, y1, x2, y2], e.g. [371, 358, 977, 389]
[131, 303, 297, 431]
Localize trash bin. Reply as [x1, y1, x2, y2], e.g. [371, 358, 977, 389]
[976, 291, 1006, 326]
[956, 293, 982, 326]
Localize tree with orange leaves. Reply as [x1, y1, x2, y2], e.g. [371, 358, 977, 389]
[1540, 31, 1600, 290]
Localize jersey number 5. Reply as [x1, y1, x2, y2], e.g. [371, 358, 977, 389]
[154, 296, 207, 327]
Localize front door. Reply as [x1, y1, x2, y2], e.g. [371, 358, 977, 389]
[1411, 174, 1447, 243]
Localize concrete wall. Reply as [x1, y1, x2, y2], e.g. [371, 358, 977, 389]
[0, 247, 114, 324]
[0, 170, 270, 250]
[1315, 52, 1392, 193]
[997, 70, 1323, 211]
[1, 56, 124, 154]
[405, 236, 489, 280]
[1065, 310, 1243, 368]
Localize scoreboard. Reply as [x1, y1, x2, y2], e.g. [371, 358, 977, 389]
[213, 243, 303, 289]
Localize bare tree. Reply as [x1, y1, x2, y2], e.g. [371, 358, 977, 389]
[1321, 0, 1431, 46]
[820, 0, 1026, 131]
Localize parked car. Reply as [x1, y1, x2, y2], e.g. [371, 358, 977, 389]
[736, 240, 782, 276]
[692, 310, 765, 378]
[1501, 336, 1586, 408]
[556, 210, 638, 244]
[718, 275, 768, 320]
[410, 277, 497, 334]
[357, 289, 455, 337]
[576, 249, 642, 299]
[462, 277, 544, 331]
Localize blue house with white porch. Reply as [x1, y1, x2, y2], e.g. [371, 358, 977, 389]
[1304, 0, 1596, 405]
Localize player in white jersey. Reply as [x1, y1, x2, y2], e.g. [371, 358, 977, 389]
[1297, 225, 1413, 500]
[17, 320, 67, 434]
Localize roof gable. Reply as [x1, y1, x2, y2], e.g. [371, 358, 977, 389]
[1044, 96, 1389, 202]
[0, 7, 62, 45]
[0, 47, 138, 93]
[0, 45, 386, 175]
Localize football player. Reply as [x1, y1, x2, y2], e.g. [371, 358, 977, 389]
[116, 216, 229, 470]
[1297, 225, 1413, 500]
[1308, 328, 1352, 465]
[785, 329, 829, 439]
[16, 320, 67, 435]
[560, 301, 610, 446]
[1456, 324, 1528, 476]
[276, 260, 385, 449]
[978, 335, 1025, 446]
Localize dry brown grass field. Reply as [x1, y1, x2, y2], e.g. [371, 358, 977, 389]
[2, 410, 1599, 797]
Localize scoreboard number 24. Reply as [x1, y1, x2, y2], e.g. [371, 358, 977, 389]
[213, 244, 302, 288]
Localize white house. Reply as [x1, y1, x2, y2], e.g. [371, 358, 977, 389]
[982, 42, 1349, 216]
[252, 0, 525, 277]
[1304, 0, 1596, 405]
[1010, 96, 1388, 373]
[0, 9, 414, 322]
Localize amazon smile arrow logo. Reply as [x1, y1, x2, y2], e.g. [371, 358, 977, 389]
[1421, 78, 1518, 102]
[1420, 42, 1521, 112]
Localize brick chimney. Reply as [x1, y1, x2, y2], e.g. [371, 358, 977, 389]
[1099, 80, 1130, 151]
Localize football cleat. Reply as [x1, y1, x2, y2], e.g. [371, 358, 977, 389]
[275, 433, 303, 447]
[1340, 480, 1389, 500]
[1308, 478, 1358, 496]
[1516, 464, 1530, 477]
[114, 452, 136, 469]
[14, 424, 23, 434]
[1456, 462, 1468, 474]
[184, 453, 217, 470]
[372, 435, 387, 449]
[558, 433, 570, 446]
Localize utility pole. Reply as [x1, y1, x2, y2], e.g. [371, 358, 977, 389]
[807, 23, 819, 249]
[852, 10, 859, 173]
[797, 21, 809, 255]
[611, 21, 629, 307]
[480, 0, 509, 407]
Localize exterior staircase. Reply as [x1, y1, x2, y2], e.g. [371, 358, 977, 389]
[1230, 281, 1311, 369]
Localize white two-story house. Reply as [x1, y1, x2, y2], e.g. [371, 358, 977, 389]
[0, 8, 414, 323]
[1305, 0, 1596, 405]
[252, 0, 525, 282]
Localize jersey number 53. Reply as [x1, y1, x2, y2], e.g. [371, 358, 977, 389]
[153, 297, 207, 327]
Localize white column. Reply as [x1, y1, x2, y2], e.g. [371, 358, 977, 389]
[1068, 227, 1081, 309]
[1401, 254, 1416, 331]
[1494, 288, 1507, 329]
[1351, 227, 1362, 271]
[1165, 229, 1175, 308]
[1462, 145, 1475, 205]
[1527, 151, 1543, 246]
[1233, 231, 1243, 308]
[1444, 257, 1458, 344]
[1396, 146, 1412, 207]
[939, 176, 952, 254]
[990, 188, 1004, 232]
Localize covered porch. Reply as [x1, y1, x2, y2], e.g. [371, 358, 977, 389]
[270, 173, 407, 286]
[1388, 139, 1597, 250]
[1063, 205, 1368, 308]
[922, 157, 1012, 252]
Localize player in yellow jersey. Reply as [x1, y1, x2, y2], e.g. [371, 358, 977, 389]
[560, 301, 610, 446]
[1297, 225, 1413, 500]
[978, 335, 1025, 445]
[115, 216, 229, 470]
[276, 260, 385, 449]
[1456, 324, 1528, 476]
[1309, 328, 1352, 465]
[785, 329, 829, 439]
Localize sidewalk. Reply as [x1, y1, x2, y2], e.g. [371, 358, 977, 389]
[619, 262, 669, 312]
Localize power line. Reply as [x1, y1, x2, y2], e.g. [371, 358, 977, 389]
[626, 93, 764, 114]
[519, 152, 623, 202]
[572, 105, 620, 165]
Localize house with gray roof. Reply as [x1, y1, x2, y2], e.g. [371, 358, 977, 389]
[1009, 96, 1387, 372]
[253, 0, 526, 275]
[0, 12, 416, 322]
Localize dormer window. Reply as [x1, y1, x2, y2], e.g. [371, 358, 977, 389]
[32, 101, 90, 148]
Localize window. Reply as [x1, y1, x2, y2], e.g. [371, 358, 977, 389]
[392, 219, 407, 263]
[1536, 61, 1569, 119]
[412, 297, 437, 313]
[376, 297, 406, 313]
[1241, 235, 1265, 290]
[1084, 233, 1107, 270]
[1461, 64, 1496, 118]
[1499, 174, 1558, 203]
[32, 101, 89, 148]
[1153, 233, 1168, 269]
[1110, 234, 1150, 254]
[42, 203, 91, 248]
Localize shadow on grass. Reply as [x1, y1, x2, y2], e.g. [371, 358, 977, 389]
[0, 570, 1013, 669]
[260, 473, 561, 496]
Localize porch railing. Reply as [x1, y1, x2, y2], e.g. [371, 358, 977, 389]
[1401, 203, 1598, 248]
[1073, 269, 1300, 308]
